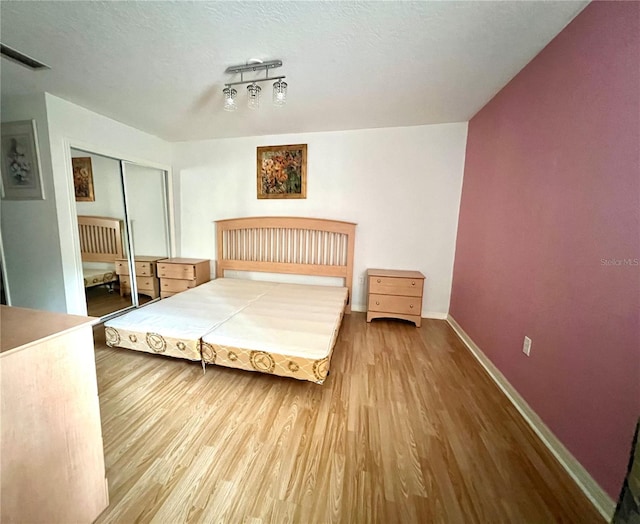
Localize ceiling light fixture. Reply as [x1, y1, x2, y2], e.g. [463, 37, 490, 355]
[223, 59, 287, 110]
[272, 79, 287, 107]
[247, 83, 261, 110]
[223, 87, 237, 112]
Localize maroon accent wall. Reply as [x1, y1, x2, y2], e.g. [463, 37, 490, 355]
[450, 1, 639, 498]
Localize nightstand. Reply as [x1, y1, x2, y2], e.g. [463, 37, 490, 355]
[366, 269, 425, 327]
[157, 258, 210, 298]
[115, 256, 165, 299]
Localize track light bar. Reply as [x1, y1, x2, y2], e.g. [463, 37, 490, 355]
[225, 59, 282, 75]
[224, 75, 285, 88]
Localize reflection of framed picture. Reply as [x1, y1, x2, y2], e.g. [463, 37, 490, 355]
[1, 120, 44, 200]
[72, 157, 95, 202]
[257, 144, 307, 199]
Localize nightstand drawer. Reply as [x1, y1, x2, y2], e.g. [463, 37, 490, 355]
[368, 294, 421, 315]
[115, 260, 128, 275]
[135, 261, 154, 276]
[115, 260, 157, 277]
[136, 276, 157, 291]
[119, 275, 131, 296]
[160, 278, 196, 293]
[120, 275, 156, 289]
[157, 263, 195, 280]
[369, 276, 423, 297]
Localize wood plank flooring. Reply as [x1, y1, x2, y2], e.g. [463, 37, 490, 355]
[86, 285, 151, 318]
[93, 314, 604, 523]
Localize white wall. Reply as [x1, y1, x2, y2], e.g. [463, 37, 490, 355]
[71, 150, 126, 219]
[172, 123, 468, 316]
[0, 93, 67, 311]
[45, 93, 173, 314]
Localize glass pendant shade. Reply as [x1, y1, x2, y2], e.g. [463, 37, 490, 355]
[247, 83, 261, 110]
[223, 87, 237, 112]
[272, 79, 287, 106]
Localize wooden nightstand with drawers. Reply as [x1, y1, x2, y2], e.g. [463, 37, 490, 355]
[115, 256, 165, 299]
[157, 258, 210, 298]
[366, 269, 425, 327]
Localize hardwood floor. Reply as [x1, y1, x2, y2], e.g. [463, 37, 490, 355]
[93, 314, 604, 523]
[86, 285, 151, 318]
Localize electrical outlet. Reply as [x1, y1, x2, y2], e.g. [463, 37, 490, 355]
[358, 276, 364, 285]
[523, 336, 532, 356]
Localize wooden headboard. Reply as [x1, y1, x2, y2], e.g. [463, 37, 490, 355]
[215, 216, 356, 313]
[77, 215, 125, 263]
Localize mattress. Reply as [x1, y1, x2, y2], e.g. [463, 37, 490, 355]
[83, 262, 117, 288]
[104, 278, 278, 361]
[201, 282, 348, 383]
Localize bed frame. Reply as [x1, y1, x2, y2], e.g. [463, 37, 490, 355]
[215, 216, 356, 312]
[77, 215, 125, 263]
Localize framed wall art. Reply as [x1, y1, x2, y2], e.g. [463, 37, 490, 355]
[72, 156, 95, 202]
[1, 120, 44, 200]
[257, 144, 307, 199]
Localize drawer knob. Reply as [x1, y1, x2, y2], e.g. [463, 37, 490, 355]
[377, 279, 381, 283]
[410, 305, 414, 309]
[375, 301, 380, 306]
[411, 281, 415, 286]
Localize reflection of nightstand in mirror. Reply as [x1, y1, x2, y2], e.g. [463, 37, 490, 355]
[366, 269, 425, 327]
[114, 256, 166, 299]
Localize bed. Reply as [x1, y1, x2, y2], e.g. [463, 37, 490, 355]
[77, 215, 124, 290]
[105, 216, 356, 384]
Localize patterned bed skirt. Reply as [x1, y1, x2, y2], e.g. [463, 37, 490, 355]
[104, 315, 343, 384]
[201, 342, 332, 384]
[105, 326, 202, 361]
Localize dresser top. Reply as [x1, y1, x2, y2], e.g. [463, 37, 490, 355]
[1, 305, 97, 355]
[160, 257, 209, 265]
[367, 268, 425, 279]
[116, 255, 167, 263]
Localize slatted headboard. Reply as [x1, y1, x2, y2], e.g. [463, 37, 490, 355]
[77, 215, 125, 263]
[215, 216, 356, 313]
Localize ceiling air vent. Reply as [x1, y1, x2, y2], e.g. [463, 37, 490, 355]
[0, 43, 49, 70]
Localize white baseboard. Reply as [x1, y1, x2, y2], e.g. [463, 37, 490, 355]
[422, 311, 448, 320]
[446, 315, 616, 521]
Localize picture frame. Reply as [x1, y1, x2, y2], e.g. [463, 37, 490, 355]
[72, 156, 95, 202]
[1, 120, 45, 200]
[257, 144, 307, 199]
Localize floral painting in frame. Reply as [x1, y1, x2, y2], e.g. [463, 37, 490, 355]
[257, 144, 307, 199]
[1, 120, 45, 200]
[72, 157, 95, 202]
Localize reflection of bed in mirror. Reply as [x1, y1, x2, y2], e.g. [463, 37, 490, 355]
[77, 215, 124, 291]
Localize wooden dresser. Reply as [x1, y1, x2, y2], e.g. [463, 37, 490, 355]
[0, 306, 109, 524]
[157, 257, 211, 298]
[366, 268, 425, 327]
[115, 255, 165, 299]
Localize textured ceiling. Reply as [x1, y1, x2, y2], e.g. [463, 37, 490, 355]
[0, 1, 588, 141]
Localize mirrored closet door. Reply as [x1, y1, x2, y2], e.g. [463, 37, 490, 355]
[71, 148, 171, 319]
[120, 162, 171, 307]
